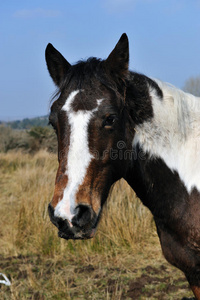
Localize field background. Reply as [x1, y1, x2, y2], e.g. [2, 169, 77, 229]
[0, 150, 194, 299]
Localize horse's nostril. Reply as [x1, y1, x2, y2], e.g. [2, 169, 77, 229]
[48, 203, 70, 230]
[72, 205, 94, 228]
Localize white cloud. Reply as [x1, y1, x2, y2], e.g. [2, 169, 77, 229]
[108, 0, 135, 5]
[14, 8, 61, 18]
[103, 0, 158, 13]
[104, 0, 136, 11]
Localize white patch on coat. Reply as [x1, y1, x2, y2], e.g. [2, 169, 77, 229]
[54, 90, 103, 221]
[133, 79, 200, 193]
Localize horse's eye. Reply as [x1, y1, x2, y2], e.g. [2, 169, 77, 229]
[103, 115, 117, 128]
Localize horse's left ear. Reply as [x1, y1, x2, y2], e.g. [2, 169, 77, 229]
[105, 33, 129, 79]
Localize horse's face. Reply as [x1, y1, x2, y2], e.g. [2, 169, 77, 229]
[46, 34, 131, 239]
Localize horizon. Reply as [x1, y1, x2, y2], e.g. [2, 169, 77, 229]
[0, 114, 48, 122]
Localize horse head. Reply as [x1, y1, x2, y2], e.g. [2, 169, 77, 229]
[46, 34, 134, 239]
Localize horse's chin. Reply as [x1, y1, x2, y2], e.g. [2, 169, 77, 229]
[58, 227, 97, 240]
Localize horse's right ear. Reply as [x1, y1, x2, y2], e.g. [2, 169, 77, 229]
[45, 43, 71, 87]
[105, 33, 129, 80]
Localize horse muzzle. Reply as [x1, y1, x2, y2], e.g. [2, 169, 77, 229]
[48, 203, 99, 240]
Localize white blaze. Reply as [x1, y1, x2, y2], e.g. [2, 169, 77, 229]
[54, 90, 103, 221]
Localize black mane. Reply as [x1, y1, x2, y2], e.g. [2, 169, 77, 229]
[56, 57, 127, 99]
[52, 56, 163, 125]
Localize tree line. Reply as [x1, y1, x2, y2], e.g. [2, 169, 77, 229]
[1, 115, 49, 130]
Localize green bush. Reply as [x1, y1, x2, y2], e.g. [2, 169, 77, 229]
[0, 125, 57, 153]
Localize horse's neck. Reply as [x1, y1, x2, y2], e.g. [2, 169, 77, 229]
[125, 75, 200, 201]
[125, 151, 187, 215]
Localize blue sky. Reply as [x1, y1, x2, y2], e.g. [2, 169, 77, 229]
[1, 0, 200, 120]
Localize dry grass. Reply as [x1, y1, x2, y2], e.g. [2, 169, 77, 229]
[0, 150, 154, 257]
[0, 151, 193, 299]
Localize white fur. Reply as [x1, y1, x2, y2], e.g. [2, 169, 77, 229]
[54, 90, 103, 221]
[133, 79, 200, 193]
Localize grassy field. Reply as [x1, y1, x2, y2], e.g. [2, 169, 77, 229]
[0, 151, 194, 299]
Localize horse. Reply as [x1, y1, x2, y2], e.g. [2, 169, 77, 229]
[45, 34, 200, 299]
